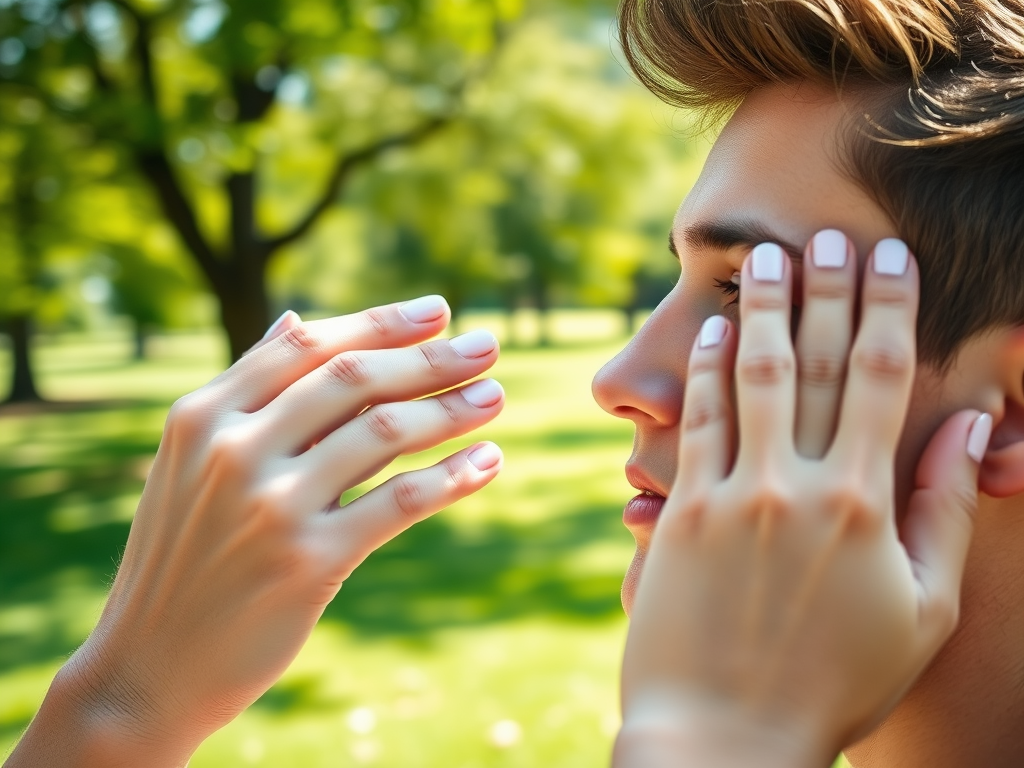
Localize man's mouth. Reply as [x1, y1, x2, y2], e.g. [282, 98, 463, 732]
[622, 490, 666, 529]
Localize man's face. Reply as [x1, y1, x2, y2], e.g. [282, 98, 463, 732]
[593, 82, 948, 614]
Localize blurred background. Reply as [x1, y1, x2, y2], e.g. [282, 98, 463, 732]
[0, 0, 717, 765]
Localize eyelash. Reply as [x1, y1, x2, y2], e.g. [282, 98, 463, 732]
[713, 276, 740, 307]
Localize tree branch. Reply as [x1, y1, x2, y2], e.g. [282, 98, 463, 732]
[136, 150, 225, 288]
[265, 115, 450, 253]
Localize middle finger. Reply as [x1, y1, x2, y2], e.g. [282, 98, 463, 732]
[794, 229, 857, 459]
[254, 330, 499, 455]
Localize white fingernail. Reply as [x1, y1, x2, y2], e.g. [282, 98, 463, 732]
[967, 413, 993, 463]
[752, 243, 785, 282]
[462, 379, 503, 408]
[812, 229, 847, 269]
[400, 295, 449, 323]
[873, 239, 909, 276]
[263, 310, 298, 340]
[450, 329, 497, 359]
[699, 315, 727, 348]
[468, 442, 503, 470]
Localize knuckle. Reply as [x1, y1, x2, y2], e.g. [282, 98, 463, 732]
[325, 352, 370, 388]
[866, 287, 912, 307]
[280, 323, 320, 354]
[167, 391, 212, 435]
[418, 342, 446, 373]
[804, 284, 850, 301]
[744, 483, 793, 522]
[799, 353, 846, 388]
[391, 476, 425, 520]
[662, 494, 708, 539]
[688, 355, 725, 377]
[852, 343, 912, 382]
[364, 308, 389, 338]
[206, 425, 255, 475]
[738, 353, 794, 386]
[364, 405, 403, 444]
[682, 397, 728, 432]
[436, 395, 461, 424]
[745, 294, 790, 312]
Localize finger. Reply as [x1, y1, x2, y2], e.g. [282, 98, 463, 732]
[794, 230, 857, 458]
[243, 310, 302, 357]
[674, 315, 738, 496]
[323, 442, 503, 575]
[210, 295, 452, 411]
[255, 330, 499, 455]
[734, 243, 796, 468]
[901, 410, 991, 647]
[295, 378, 505, 509]
[831, 240, 919, 474]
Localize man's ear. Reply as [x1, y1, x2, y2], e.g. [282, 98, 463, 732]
[978, 328, 1024, 498]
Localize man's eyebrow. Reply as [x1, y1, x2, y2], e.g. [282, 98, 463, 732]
[677, 219, 803, 262]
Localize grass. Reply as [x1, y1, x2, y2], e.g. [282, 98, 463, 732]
[0, 311, 851, 768]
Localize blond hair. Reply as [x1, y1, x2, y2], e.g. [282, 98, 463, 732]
[619, 0, 1024, 367]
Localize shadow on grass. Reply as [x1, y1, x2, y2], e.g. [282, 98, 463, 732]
[0, 405, 629, 675]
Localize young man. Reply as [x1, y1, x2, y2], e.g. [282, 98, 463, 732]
[597, 0, 1024, 765]
[5, 1, 1024, 767]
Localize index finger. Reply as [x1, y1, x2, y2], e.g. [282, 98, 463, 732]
[208, 295, 452, 412]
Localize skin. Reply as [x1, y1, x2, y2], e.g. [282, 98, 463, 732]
[593, 83, 1024, 766]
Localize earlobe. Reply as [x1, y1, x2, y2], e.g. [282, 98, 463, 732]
[978, 394, 1024, 499]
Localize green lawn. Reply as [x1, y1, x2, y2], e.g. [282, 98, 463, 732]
[0, 312, 851, 768]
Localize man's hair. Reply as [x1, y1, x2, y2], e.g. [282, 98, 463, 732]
[618, 0, 1024, 369]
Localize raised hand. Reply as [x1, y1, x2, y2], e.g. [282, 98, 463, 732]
[8, 296, 504, 768]
[615, 233, 992, 768]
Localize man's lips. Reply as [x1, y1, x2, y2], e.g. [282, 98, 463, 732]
[623, 464, 667, 530]
[623, 491, 666, 529]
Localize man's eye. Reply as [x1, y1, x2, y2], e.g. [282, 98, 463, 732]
[712, 275, 741, 307]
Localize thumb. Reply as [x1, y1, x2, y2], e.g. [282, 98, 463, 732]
[901, 410, 992, 645]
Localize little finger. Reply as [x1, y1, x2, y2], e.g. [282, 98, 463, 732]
[323, 442, 504, 575]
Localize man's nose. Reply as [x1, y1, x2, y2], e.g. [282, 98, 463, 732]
[592, 318, 687, 429]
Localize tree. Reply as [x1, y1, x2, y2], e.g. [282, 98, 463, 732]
[0, 0, 528, 360]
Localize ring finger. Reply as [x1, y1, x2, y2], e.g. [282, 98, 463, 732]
[294, 378, 506, 510]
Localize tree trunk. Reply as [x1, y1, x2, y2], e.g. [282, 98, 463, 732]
[132, 318, 148, 361]
[216, 253, 272, 362]
[4, 314, 41, 404]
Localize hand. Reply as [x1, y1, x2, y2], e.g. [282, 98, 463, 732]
[9, 297, 505, 768]
[615, 233, 993, 767]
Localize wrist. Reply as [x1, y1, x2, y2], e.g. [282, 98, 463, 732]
[5, 651, 196, 768]
[614, 696, 835, 768]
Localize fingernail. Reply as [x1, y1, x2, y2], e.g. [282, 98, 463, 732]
[468, 442, 503, 471]
[450, 329, 497, 359]
[400, 295, 449, 323]
[812, 229, 848, 269]
[752, 243, 785, 282]
[263, 310, 298, 340]
[967, 413, 993, 463]
[699, 315, 727, 348]
[873, 239, 909, 276]
[462, 378, 504, 408]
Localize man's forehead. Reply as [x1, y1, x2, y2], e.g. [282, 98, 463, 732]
[672, 84, 899, 259]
